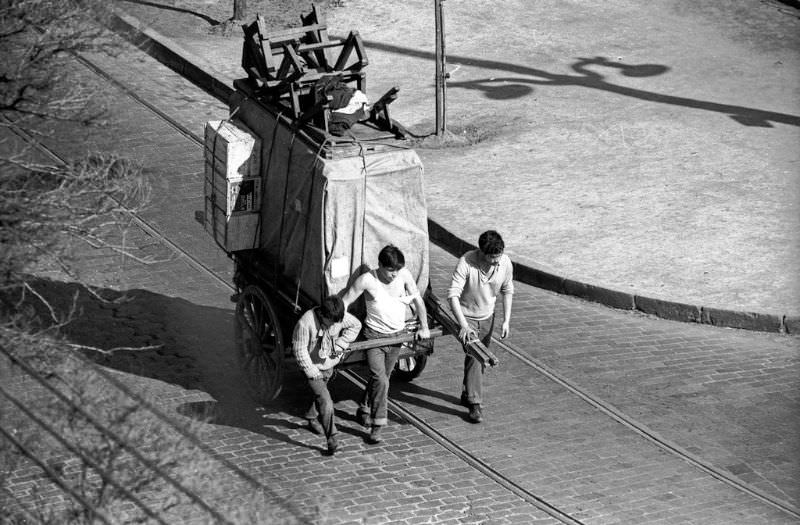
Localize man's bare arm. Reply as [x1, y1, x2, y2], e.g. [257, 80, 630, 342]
[412, 294, 431, 339]
[342, 273, 370, 308]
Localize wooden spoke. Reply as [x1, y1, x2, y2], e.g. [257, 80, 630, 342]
[235, 285, 285, 402]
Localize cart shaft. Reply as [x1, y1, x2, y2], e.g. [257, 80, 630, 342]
[346, 327, 446, 352]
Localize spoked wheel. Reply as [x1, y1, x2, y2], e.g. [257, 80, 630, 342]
[235, 285, 285, 402]
[393, 353, 428, 382]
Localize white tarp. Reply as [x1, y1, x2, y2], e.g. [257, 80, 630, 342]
[228, 92, 429, 305]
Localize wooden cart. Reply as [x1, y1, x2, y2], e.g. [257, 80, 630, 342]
[203, 7, 496, 402]
[231, 250, 466, 402]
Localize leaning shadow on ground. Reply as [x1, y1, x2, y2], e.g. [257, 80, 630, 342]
[329, 362, 467, 426]
[120, 0, 221, 26]
[365, 39, 800, 128]
[389, 381, 466, 420]
[17, 276, 315, 450]
[444, 56, 794, 128]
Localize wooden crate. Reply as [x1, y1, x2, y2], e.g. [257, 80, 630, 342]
[204, 120, 260, 179]
[204, 120, 262, 252]
[204, 191, 261, 252]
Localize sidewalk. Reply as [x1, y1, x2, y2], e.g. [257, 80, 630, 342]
[108, 0, 799, 332]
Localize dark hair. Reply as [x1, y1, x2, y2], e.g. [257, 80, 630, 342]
[319, 295, 345, 323]
[478, 230, 505, 256]
[378, 245, 405, 270]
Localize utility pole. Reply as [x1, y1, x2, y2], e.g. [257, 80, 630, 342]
[434, 0, 447, 135]
[233, 0, 248, 21]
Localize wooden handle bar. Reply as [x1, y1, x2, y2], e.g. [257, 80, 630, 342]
[346, 327, 446, 352]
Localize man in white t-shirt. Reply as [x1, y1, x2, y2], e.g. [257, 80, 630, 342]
[447, 230, 514, 423]
[343, 245, 431, 443]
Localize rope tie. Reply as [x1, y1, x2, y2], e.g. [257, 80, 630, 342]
[294, 138, 332, 309]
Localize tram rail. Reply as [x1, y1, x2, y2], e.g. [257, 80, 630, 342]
[2, 48, 585, 524]
[2, 44, 798, 524]
[87, 45, 800, 522]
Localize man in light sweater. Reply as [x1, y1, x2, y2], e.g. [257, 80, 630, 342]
[292, 295, 361, 455]
[447, 230, 514, 423]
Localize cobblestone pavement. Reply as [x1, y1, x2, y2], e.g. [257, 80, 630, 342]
[4, 29, 798, 524]
[111, 0, 800, 326]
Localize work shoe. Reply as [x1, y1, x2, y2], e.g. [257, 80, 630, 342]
[325, 435, 339, 456]
[468, 404, 483, 424]
[366, 425, 383, 444]
[307, 418, 324, 435]
[356, 409, 370, 427]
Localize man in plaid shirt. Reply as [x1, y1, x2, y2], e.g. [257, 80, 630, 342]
[292, 295, 361, 455]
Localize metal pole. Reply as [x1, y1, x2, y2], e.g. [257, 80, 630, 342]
[440, 0, 447, 133]
[434, 0, 443, 135]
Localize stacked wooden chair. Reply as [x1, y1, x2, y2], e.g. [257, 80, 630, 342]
[241, 5, 405, 137]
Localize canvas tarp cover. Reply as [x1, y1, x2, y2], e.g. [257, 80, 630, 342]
[231, 95, 429, 305]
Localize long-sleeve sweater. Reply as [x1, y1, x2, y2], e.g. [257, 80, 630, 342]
[292, 309, 362, 379]
[447, 250, 514, 320]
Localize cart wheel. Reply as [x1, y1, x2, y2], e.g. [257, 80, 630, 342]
[235, 285, 284, 402]
[393, 354, 428, 382]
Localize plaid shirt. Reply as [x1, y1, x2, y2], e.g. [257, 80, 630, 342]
[292, 308, 361, 379]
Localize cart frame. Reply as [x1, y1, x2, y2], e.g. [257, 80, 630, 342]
[231, 250, 466, 402]
[218, 9, 497, 403]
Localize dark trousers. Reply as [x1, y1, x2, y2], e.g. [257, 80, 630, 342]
[304, 368, 337, 439]
[462, 315, 494, 406]
[359, 325, 403, 427]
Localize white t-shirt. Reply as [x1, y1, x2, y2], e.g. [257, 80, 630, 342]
[364, 268, 419, 333]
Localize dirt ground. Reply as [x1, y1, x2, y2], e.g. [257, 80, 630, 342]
[120, 0, 800, 315]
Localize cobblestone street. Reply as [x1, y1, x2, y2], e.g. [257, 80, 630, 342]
[2, 2, 799, 523]
[3, 29, 798, 522]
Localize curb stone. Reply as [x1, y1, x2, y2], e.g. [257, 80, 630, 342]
[106, 7, 795, 335]
[784, 316, 800, 335]
[634, 295, 703, 325]
[701, 307, 784, 333]
[431, 221, 789, 334]
[106, 8, 234, 103]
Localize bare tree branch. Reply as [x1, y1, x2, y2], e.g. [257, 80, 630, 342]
[63, 342, 164, 355]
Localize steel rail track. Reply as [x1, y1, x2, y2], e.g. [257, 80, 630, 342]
[1, 96, 317, 525]
[0, 383, 170, 525]
[13, 47, 797, 523]
[65, 51, 588, 524]
[0, 346, 235, 525]
[95, 50, 800, 521]
[491, 338, 800, 520]
[80, 48, 800, 523]
[339, 369, 586, 525]
[0, 426, 115, 525]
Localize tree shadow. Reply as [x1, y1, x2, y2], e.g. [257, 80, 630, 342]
[18, 275, 467, 441]
[176, 400, 315, 451]
[362, 39, 800, 128]
[17, 277, 318, 450]
[120, 0, 221, 26]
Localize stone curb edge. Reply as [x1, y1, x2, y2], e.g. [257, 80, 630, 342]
[105, 8, 797, 336]
[427, 222, 795, 335]
[106, 9, 235, 103]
